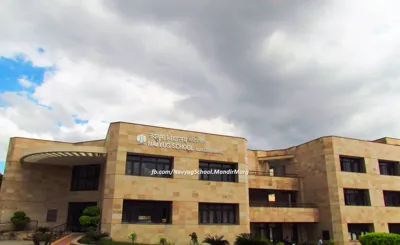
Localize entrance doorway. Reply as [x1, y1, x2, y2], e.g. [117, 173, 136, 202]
[67, 202, 97, 232]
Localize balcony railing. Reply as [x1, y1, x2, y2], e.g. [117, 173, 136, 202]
[248, 171, 298, 178]
[249, 201, 317, 208]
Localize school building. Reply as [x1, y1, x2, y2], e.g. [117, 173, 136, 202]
[0, 122, 399, 245]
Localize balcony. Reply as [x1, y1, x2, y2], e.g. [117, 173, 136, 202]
[248, 171, 300, 190]
[249, 202, 319, 223]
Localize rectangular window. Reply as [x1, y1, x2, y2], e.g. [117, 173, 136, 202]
[70, 164, 101, 191]
[122, 200, 172, 224]
[383, 191, 400, 207]
[379, 160, 400, 176]
[389, 224, 400, 234]
[348, 224, 373, 240]
[198, 203, 238, 224]
[46, 209, 57, 222]
[340, 156, 366, 173]
[199, 161, 238, 182]
[125, 154, 173, 178]
[344, 189, 370, 206]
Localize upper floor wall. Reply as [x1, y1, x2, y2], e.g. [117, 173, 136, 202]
[106, 122, 248, 163]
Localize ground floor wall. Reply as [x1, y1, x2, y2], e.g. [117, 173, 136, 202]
[104, 223, 249, 245]
[0, 159, 104, 228]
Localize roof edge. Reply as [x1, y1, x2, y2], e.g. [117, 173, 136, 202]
[109, 121, 247, 140]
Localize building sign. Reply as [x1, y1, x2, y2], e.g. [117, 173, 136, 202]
[136, 133, 224, 154]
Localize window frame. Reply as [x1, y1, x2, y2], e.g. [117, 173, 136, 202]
[343, 188, 371, 206]
[383, 191, 400, 207]
[122, 200, 172, 224]
[125, 154, 173, 178]
[340, 156, 366, 173]
[199, 160, 238, 182]
[198, 203, 238, 225]
[348, 224, 373, 241]
[70, 164, 101, 191]
[379, 160, 400, 176]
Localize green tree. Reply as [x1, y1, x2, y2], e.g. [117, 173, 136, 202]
[79, 206, 100, 231]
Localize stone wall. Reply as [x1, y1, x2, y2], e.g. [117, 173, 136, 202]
[0, 137, 102, 228]
[101, 122, 249, 245]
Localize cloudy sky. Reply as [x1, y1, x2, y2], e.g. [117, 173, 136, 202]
[1, 0, 400, 173]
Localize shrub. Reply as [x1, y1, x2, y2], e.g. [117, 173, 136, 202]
[36, 226, 50, 233]
[129, 232, 138, 243]
[203, 235, 230, 245]
[10, 211, 30, 231]
[190, 232, 199, 244]
[275, 242, 284, 245]
[33, 232, 51, 245]
[359, 232, 400, 245]
[85, 231, 109, 242]
[160, 237, 168, 245]
[234, 233, 271, 245]
[79, 206, 101, 231]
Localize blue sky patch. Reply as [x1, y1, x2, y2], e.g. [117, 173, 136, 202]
[73, 115, 89, 124]
[0, 56, 53, 93]
[0, 161, 4, 174]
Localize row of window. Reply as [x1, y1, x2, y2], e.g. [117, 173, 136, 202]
[344, 189, 400, 207]
[69, 155, 400, 192]
[122, 200, 238, 225]
[125, 154, 239, 182]
[340, 156, 400, 176]
[69, 154, 239, 191]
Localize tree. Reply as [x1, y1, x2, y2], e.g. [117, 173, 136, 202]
[79, 206, 100, 231]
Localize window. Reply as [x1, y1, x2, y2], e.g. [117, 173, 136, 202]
[125, 154, 172, 178]
[46, 209, 57, 222]
[383, 191, 400, 207]
[389, 224, 400, 234]
[340, 156, 366, 173]
[344, 189, 370, 206]
[199, 161, 238, 182]
[198, 203, 238, 224]
[348, 224, 373, 240]
[70, 164, 101, 191]
[379, 160, 400, 176]
[122, 200, 172, 224]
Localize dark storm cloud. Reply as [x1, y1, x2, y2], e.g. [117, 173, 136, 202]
[3, 0, 399, 149]
[102, 0, 365, 148]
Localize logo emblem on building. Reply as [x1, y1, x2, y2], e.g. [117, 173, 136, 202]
[137, 134, 147, 145]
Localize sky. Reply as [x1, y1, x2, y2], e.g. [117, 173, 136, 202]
[1, 0, 400, 174]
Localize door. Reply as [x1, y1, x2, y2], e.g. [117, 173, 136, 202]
[67, 202, 97, 232]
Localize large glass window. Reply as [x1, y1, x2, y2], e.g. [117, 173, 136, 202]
[344, 189, 370, 206]
[70, 164, 101, 191]
[348, 224, 373, 240]
[198, 203, 238, 224]
[122, 200, 172, 224]
[340, 156, 366, 173]
[125, 154, 172, 178]
[379, 160, 400, 176]
[383, 191, 400, 207]
[199, 161, 238, 182]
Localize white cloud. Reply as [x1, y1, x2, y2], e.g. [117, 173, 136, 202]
[18, 77, 34, 88]
[0, 54, 243, 161]
[1, 0, 400, 162]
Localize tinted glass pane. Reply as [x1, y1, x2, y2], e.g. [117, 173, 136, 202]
[125, 154, 172, 178]
[125, 161, 133, 175]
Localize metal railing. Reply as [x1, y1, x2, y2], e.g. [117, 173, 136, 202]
[49, 223, 69, 242]
[248, 171, 299, 178]
[249, 201, 317, 208]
